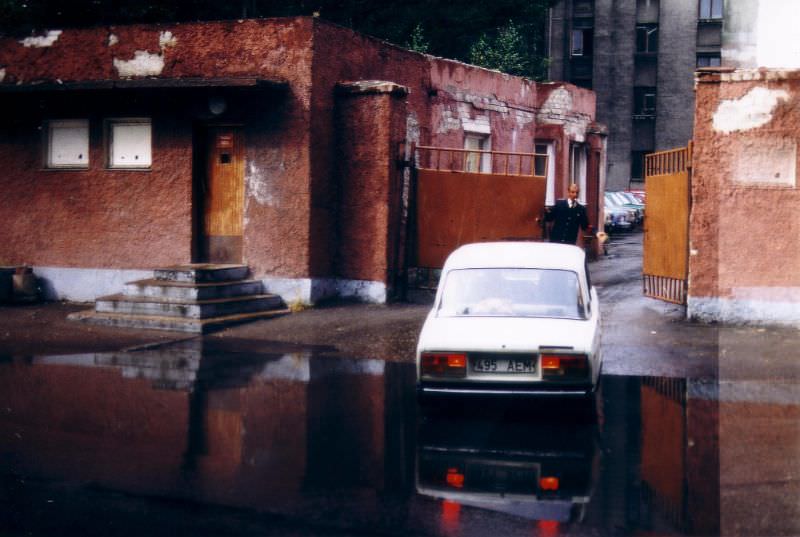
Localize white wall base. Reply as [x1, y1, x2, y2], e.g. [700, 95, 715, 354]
[34, 266, 152, 302]
[688, 295, 800, 327]
[261, 276, 387, 305]
[29, 266, 389, 305]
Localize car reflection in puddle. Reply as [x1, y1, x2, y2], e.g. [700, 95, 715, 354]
[416, 403, 600, 526]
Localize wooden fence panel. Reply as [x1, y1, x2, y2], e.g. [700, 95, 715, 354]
[643, 145, 691, 304]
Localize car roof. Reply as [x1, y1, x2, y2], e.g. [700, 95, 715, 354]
[442, 241, 586, 271]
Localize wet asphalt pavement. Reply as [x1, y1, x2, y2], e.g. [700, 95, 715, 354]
[1, 231, 798, 536]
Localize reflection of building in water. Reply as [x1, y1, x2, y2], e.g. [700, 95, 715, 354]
[0, 345, 416, 518]
[639, 376, 720, 535]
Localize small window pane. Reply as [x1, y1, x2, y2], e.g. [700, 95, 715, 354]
[464, 134, 490, 173]
[571, 28, 594, 57]
[711, 0, 722, 18]
[636, 25, 658, 53]
[110, 120, 152, 168]
[697, 54, 721, 67]
[700, 0, 723, 19]
[48, 120, 89, 168]
[571, 29, 584, 56]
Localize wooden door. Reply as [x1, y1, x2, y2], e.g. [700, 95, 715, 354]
[202, 127, 245, 264]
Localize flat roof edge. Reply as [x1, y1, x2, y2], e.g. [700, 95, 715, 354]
[0, 77, 289, 92]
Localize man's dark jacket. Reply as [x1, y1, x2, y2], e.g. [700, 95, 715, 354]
[545, 199, 590, 244]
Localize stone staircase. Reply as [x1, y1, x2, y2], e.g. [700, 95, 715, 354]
[69, 264, 289, 333]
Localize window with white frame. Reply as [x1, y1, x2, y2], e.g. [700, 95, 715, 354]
[46, 119, 89, 168]
[464, 133, 491, 173]
[535, 142, 556, 206]
[570, 144, 587, 205]
[108, 119, 152, 168]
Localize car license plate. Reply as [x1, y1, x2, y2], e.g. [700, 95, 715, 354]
[472, 357, 537, 374]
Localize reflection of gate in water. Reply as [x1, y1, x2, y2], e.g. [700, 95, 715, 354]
[643, 144, 691, 305]
[413, 146, 548, 269]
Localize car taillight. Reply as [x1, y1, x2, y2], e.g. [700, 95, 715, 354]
[421, 352, 467, 377]
[539, 476, 560, 491]
[446, 468, 465, 489]
[541, 353, 589, 380]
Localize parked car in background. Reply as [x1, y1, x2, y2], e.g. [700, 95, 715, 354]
[626, 189, 646, 204]
[604, 195, 634, 232]
[617, 191, 646, 220]
[605, 192, 643, 226]
[416, 242, 602, 400]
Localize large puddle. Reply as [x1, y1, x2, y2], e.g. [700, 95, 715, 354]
[1, 340, 797, 536]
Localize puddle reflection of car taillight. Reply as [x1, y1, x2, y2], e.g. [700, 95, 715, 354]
[421, 352, 467, 378]
[539, 476, 560, 491]
[446, 467, 465, 488]
[541, 354, 589, 380]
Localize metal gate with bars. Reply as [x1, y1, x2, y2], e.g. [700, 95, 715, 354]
[643, 143, 691, 304]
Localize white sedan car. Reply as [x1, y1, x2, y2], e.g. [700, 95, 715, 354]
[416, 242, 601, 398]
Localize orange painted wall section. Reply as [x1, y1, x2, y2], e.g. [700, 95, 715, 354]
[690, 70, 800, 301]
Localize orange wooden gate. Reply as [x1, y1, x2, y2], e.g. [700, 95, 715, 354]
[643, 144, 691, 304]
[413, 146, 547, 268]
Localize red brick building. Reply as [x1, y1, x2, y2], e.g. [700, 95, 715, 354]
[0, 17, 605, 304]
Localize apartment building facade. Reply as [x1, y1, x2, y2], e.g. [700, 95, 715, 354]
[549, 0, 723, 190]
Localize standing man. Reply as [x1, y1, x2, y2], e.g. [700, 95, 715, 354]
[545, 183, 591, 244]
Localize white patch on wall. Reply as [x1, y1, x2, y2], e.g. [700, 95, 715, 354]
[515, 110, 534, 127]
[757, 0, 800, 69]
[245, 161, 277, 207]
[113, 50, 165, 78]
[112, 30, 176, 78]
[406, 112, 420, 158]
[0, 68, 5, 83]
[108, 33, 119, 47]
[20, 30, 62, 48]
[538, 87, 573, 118]
[436, 108, 462, 134]
[158, 31, 178, 49]
[461, 115, 490, 135]
[734, 137, 796, 186]
[712, 86, 790, 134]
[536, 86, 590, 141]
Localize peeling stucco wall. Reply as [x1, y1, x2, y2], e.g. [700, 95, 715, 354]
[113, 50, 165, 77]
[712, 86, 790, 134]
[112, 30, 178, 78]
[536, 84, 595, 143]
[689, 69, 800, 326]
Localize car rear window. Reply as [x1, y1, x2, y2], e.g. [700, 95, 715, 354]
[437, 268, 586, 319]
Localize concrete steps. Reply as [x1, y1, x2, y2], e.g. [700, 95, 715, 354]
[69, 264, 288, 333]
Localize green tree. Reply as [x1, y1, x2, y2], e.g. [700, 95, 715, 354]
[469, 20, 529, 76]
[405, 23, 429, 54]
